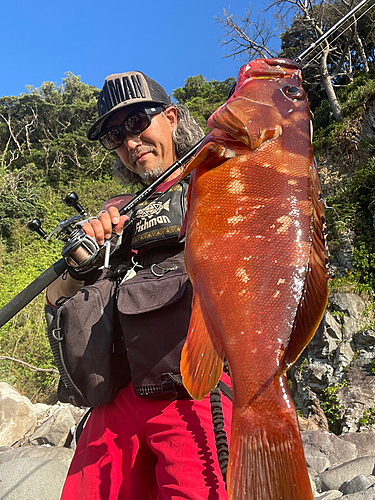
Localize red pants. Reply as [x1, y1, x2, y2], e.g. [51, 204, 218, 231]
[61, 375, 232, 500]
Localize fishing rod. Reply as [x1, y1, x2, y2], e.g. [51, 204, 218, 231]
[0, 139, 203, 328]
[294, 0, 374, 64]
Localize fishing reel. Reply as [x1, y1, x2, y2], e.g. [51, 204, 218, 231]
[27, 192, 100, 270]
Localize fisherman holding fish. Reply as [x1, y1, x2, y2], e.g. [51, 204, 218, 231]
[46, 71, 232, 500]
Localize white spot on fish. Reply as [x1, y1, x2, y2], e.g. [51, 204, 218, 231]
[230, 165, 242, 177]
[236, 268, 250, 283]
[276, 215, 292, 234]
[273, 290, 280, 298]
[227, 215, 245, 225]
[228, 180, 245, 194]
[277, 279, 286, 285]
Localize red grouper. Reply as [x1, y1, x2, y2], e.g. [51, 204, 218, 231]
[180, 58, 329, 500]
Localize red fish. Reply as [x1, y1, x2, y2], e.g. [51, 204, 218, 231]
[180, 58, 328, 500]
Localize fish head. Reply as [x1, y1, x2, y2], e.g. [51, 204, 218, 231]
[208, 58, 310, 151]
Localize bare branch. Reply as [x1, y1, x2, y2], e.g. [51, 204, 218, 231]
[0, 356, 59, 374]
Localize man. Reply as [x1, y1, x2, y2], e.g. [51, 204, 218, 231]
[47, 71, 232, 500]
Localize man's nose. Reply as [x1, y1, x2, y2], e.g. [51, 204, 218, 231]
[124, 133, 142, 150]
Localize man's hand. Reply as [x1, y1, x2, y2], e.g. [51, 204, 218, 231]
[46, 207, 128, 305]
[80, 207, 128, 246]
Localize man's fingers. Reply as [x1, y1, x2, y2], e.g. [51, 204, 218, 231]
[90, 218, 105, 245]
[98, 211, 112, 240]
[113, 215, 128, 234]
[80, 208, 127, 246]
[108, 207, 127, 235]
[81, 221, 95, 238]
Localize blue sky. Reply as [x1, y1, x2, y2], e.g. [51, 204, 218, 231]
[0, 0, 281, 99]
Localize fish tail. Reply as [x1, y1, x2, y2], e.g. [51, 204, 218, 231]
[227, 382, 313, 499]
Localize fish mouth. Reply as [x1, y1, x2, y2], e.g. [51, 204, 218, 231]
[245, 58, 302, 80]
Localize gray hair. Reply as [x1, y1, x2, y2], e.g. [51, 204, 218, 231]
[113, 104, 205, 186]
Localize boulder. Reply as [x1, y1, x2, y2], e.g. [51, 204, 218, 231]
[0, 383, 37, 446]
[316, 456, 375, 492]
[342, 475, 375, 495]
[302, 431, 357, 471]
[340, 484, 375, 499]
[29, 406, 75, 447]
[314, 491, 343, 499]
[0, 457, 68, 500]
[340, 432, 375, 458]
[0, 445, 74, 467]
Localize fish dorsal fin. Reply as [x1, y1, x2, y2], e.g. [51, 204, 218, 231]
[283, 162, 329, 369]
[180, 291, 224, 400]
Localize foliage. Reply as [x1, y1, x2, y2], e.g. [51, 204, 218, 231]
[0, 176, 125, 401]
[358, 407, 375, 427]
[0, 73, 112, 187]
[320, 380, 347, 434]
[173, 75, 236, 132]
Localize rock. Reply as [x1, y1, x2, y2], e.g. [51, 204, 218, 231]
[0, 457, 68, 500]
[339, 362, 375, 433]
[342, 475, 375, 495]
[341, 484, 375, 499]
[29, 406, 76, 447]
[314, 491, 343, 499]
[340, 432, 375, 458]
[316, 456, 375, 491]
[329, 293, 366, 321]
[0, 382, 37, 446]
[32, 403, 51, 420]
[0, 445, 74, 467]
[302, 431, 357, 471]
[355, 329, 375, 350]
[299, 416, 321, 431]
[325, 312, 343, 341]
[308, 455, 331, 474]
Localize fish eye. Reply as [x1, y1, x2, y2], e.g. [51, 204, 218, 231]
[282, 86, 305, 100]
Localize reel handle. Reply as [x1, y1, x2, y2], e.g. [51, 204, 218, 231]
[63, 192, 86, 215]
[26, 218, 47, 239]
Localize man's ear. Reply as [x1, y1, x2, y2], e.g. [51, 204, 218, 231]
[164, 106, 178, 129]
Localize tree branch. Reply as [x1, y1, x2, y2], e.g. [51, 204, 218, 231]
[0, 356, 59, 374]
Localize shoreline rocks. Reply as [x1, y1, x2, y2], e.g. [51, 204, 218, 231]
[2, 383, 375, 499]
[0, 382, 85, 499]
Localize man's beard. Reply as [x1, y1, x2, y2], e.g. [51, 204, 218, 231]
[139, 164, 165, 183]
[130, 146, 165, 183]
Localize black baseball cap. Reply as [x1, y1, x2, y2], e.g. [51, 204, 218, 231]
[87, 71, 171, 141]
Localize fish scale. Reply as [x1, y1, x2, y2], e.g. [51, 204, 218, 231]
[180, 58, 329, 499]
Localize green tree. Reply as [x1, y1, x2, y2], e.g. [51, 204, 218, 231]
[173, 75, 236, 131]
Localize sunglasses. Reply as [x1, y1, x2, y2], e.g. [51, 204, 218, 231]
[99, 106, 166, 151]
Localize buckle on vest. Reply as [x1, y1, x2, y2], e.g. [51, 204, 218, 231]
[161, 379, 178, 401]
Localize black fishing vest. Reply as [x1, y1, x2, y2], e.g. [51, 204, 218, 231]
[114, 179, 192, 399]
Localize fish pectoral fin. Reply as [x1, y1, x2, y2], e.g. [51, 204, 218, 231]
[180, 292, 224, 400]
[180, 141, 233, 178]
[208, 97, 282, 151]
